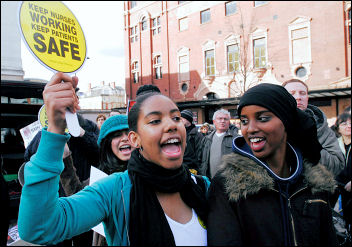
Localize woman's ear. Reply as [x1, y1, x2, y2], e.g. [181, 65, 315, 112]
[128, 131, 140, 148]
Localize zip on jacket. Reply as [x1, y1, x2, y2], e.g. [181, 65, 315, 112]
[232, 136, 304, 246]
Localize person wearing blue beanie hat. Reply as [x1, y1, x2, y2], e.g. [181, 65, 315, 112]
[97, 115, 129, 147]
[95, 114, 134, 245]
[97, 114, 134, 175]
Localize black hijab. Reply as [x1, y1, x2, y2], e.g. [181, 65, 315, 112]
[237, 83, 322, 165]
[127, 149, 208, 246]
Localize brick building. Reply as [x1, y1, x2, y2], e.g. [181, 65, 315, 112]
[124, 1, 351, 124]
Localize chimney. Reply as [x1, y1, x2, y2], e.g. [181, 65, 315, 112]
[110, 82, 115, 88]
[101, 81, 105, 86]
[88, 83, 91, 92]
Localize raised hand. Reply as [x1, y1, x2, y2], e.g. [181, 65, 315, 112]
[43, 72, 80, 135]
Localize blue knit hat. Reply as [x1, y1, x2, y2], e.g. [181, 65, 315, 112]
[97, 115, 129, 147]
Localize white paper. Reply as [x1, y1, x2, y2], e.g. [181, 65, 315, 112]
[89, 166, 108, 237]
[19, 120, 42, 148]
[65, 111, 80, 137]
[8, 225, 20, 243]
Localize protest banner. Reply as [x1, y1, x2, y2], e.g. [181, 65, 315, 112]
[18, 1, 87, 136]
[18, 1, 86, 73]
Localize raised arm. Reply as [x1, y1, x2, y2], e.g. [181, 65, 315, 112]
[18, 73, 110, 245]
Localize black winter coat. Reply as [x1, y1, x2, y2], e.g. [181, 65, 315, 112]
[207, 152, 338, 246]
[183, 124, 204, 172]
[24, 116, 99, 183]
[336, 149, 351, 225]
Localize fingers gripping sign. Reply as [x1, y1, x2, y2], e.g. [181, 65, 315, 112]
[44, 72, 80, 135]
[19, 1, 87, 137]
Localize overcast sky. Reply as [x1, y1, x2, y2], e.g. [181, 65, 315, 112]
[21, 1, 125, 93]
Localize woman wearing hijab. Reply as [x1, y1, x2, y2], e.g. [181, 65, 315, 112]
[207, 83, 337, 246]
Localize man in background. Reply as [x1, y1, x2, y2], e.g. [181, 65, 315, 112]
[283, 79, 345, 177]
[180, 109, 204, 174]
[200, 109, 239, 178]
[96, 114, 106, 130]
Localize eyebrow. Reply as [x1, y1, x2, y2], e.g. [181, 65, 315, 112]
[144, 108, 180, 118]
[240, 110, 271, 117]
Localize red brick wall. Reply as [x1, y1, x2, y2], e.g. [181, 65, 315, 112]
[124, 1, 350, 109]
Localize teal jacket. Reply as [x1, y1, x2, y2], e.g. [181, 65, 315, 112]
[18, 129, 210, 246]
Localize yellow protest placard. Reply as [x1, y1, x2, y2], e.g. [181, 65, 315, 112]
[18, 1, 86, 73]
[38, 105, 69, 133]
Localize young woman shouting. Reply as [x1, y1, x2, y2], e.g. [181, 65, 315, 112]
[18, 72, 209, 246]
[207, 83, 337, 246]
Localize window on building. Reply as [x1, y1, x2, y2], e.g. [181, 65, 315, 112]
[295, 66, 307, 78]
[291, 27, 309, 64]
[181, 83, 188, 93]
[131, 61, 139, 83]
[254, 1, 267, 7]
[153, 55, 162, 79]
[206, 92, 219, 99]
[178, 1, 187, 4]
[152, 16, 161, 36]
[225, 1, 237, 16]
[253, 38, 266, 68]
[205, 49, 215, 76]
[141, 17, 148, 31]
[227, 44, 239, 73]
[131, 1, 137, 9]
[179, 17, 188, 31]
[181, 83, 188, 92]
[201, 9, 211, 24]
[130, 25, 138, 43]
[179, 54, 190, 82]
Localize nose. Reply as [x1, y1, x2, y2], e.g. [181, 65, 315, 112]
[165, 117, 178, 133]
[247, 119, 258, 134]
[293, 92, 301, 101]
[121, 132, 129, 141]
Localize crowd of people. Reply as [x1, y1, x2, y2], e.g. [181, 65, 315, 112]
[6, 71, 350, 246]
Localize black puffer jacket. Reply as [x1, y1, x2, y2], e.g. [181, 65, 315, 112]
[207, 139, 337, 246]
[183, 124, 204, 173]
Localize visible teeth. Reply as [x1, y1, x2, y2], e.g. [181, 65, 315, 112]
[250, 138, 263, 143]
[166, 138, 179, 144]
[120, 145, 130, 149]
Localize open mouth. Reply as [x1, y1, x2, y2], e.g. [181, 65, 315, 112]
[119, 145, 132, 154]
[160, 138, 182, 159]
[249, 137, 266, 152]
